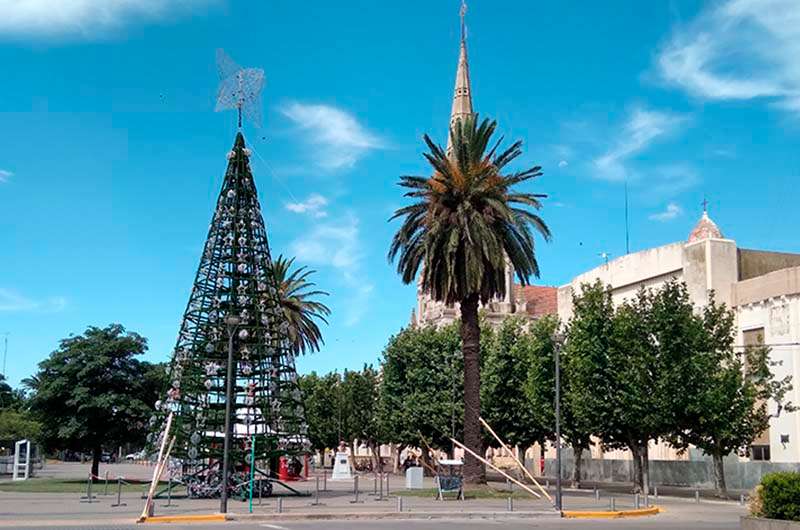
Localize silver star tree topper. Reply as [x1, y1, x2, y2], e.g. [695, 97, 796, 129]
[215, 49, 266, 128]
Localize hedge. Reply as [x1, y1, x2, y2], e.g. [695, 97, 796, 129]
[759, 472, 800, 521]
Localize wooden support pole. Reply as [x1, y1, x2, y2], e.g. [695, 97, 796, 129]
[449, 438, 542, 500]
[479, 416, 552, 502]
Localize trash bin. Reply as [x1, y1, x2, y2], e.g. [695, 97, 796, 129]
[405, 466, 424, 489]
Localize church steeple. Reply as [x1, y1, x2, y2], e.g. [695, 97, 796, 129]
[447, 1, 474, 151]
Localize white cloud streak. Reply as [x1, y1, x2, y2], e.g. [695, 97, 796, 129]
[649, 202, 684, 222]
[0, 169, 11, 183]
[593, 107, 688, 181]
[289, 213, 373, 326]
[285, 193, 328, 218]
[0, 0, 214, 38]
[658, 0, 800, 112]
[0, 288, 66, 312]
[280, 102, 384, 171]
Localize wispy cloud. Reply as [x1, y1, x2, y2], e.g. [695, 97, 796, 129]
[285, 193, 329, 218]
[557, 160, 569, 168]
[0, 288, 66, 312]
[290, 213, 373, 326]
[280, 102, 384, 170]
[657, 0, 800, 113]
[0, 0, 215, 39]
[649, 202, 684, 222]
[593, 106, 689, 181]
[0, 169, 11, 183]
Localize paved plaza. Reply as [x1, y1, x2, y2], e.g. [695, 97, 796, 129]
[0, 463, 747, 529]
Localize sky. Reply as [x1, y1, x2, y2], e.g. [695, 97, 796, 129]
[2, 0, 800, 387]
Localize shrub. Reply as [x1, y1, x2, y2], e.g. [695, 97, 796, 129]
[757, 472, 800, 521]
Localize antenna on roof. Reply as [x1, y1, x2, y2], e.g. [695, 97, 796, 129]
[624, 180, 630, 255]
[214, 49, 266, 129]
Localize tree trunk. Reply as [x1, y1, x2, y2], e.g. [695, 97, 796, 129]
[630, 444, 642, 493]
[572, 446, 583, 489]
[712, 452, 728, 499]
[91, 445, 102, 482]
[641, 444, 650, 497]
[460, 293, 485, 484]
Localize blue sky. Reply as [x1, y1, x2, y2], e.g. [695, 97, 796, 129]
[2, 0, 800, 387]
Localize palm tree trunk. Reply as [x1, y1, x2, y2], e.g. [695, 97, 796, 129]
[460, 292, 485, 484]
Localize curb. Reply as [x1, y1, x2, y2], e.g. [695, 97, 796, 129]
[140, 514, 226, 524]
[226, 510, 562, 522]
[562, 506, 662, 519]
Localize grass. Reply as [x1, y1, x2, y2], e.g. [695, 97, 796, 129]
[395, 484, 540, 500]
[0, 478, 167, 494]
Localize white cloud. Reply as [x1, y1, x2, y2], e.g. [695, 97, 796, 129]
[290, 213, 373, 326]
[0, 169, 11, 183]
[558, 160, 569, 168]
[0, 0, 214, 38]
[593, 106, 688, 181]
[0, 288, 66, 312]
[280, 102, 384, 170]
[657, 0, 800, 112]
[285, 193, 328, 218]
[649, 202, 684, 222]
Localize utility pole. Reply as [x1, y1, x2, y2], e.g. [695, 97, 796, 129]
[220, 315, 240, 514]
[554, 335, 563, 512]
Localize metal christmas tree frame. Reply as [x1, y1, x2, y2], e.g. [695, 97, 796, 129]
[150, 132, 309, 498]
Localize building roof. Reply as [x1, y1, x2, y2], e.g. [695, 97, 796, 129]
[688, 211, 723, 242]
[514, 284, 558, 318]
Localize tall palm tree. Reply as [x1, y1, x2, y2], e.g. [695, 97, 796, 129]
[389, 115, 551, 483]
[270, 255, 331, 355]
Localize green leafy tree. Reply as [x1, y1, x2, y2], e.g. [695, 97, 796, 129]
[378, 324, 463, 468]
[298, 371, 341, 452]
[0, 374, 15, 409]
[525, 314, 593, 487]
[341, 366, 383, 468]
[482, 317, 543, 451]
[389, 115, 551, 482]
[0, 409, 42, 441]
[270, 255, 331, 355]
[674, 296, 795, 497]
[29, 324, 157, 479]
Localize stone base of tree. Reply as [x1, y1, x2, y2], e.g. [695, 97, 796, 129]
[741, 516, 800, 530]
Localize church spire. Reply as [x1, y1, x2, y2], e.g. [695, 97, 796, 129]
[447, 0, 474, 151]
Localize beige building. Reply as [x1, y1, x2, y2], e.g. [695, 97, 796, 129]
[557, 209, 800, 462]
[411, 6, 556, 329]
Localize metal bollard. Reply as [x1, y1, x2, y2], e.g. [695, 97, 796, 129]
[310, 476, 322, 506]
[610, 497, 616, 511]
[507, 496, 514, 512]
[695, 490, 700, 504]
[546, 479, 550, 489]
[740, 493, 745, 506]
[377, 473, 384, 501]
[323, 470, 327, 492]
[397, 496, 403, 512]
[258, 479, 263, 505]
[81, 474, 95, 503]
[104, 471, 109, 496]
[165, 476, 172, 507]
[276, 497, 283, 514]
[111, 477, 126, 507]
[654, 486, 659, 504]
[350, 476, 363, 503]
[595, 488, 600, 502]
[634, 493, 640, 509]
[386, 472, 390, 496]
[373, 475, 378, 495]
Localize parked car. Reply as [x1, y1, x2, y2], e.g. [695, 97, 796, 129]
[125, 450, 146, 461]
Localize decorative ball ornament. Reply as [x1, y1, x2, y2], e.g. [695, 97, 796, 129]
[238, 329, 249, 339]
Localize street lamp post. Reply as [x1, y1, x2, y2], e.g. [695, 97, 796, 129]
[220, 315, 240, 514]
[554, 334, 563, 512]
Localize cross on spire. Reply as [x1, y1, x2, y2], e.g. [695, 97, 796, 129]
[460, 0, 467, 42]
[702, 196, 709, 213]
